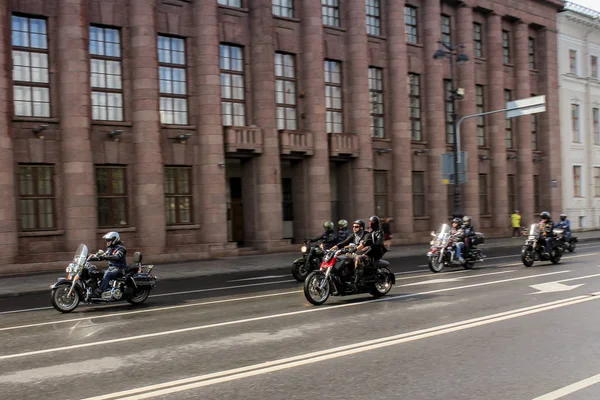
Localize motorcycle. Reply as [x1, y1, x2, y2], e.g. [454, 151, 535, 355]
[291, 240, 325, 282]
[427, 223, 486, 273]
[50, 244, 157, 313]
[521, 224, 563, 267]
[303, 246, 395, 306]
[554, 228, 577, 253]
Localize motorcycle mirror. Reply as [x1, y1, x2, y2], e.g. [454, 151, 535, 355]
[97, 249, 105, 255]
[431, 231, 436, 237]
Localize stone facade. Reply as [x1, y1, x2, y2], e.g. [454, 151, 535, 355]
[557, 3, 600, 230]
[0, 0, 564, 268]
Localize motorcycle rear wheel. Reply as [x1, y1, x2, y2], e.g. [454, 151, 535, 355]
[428, 256, 443, 273]
[568, 240, 576, 253]
[127, 289, 150, 304]
[292, 261, 310, 282]
[370, 268, 393, 297]
[304, 271, 330, 306]
[51, 286, 80, 313]
[550, 250, 562, 264]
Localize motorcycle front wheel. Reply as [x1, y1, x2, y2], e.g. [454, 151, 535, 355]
[51, 286, 80, 313]
[428, 256, 443, 273]
[304, 271, 331, 306]
[127, 289, 150, 304]
[292, 261, 311, 282]
[521, 250, 534, 267]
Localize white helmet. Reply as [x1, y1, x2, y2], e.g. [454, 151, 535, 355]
[102, 231, 121, 247]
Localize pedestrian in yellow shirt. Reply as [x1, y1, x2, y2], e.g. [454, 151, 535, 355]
[511, 210, 521, 237]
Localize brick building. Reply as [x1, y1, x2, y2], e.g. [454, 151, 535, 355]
[0, 0, 564, 267]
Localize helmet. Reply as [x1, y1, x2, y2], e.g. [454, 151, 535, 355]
[560, 214, 567, 221]
[540, 211, 551, 221]
[452, 217, 462, 225]
[323, 221, 334, 231]
[369, 216, 380, 229]
[102, 231, 121, 247]
[338, 219, 348, 229]
[463, 216, 472, 225]
[353, 219, 366, 230]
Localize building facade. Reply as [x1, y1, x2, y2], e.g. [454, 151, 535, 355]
[0, 0, 564, 268]
[557, 2, 600, 230]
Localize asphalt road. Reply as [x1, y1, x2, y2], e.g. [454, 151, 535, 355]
[1, 243, 600, 400]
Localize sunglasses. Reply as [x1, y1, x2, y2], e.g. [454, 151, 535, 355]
[353, 225, 360, 228]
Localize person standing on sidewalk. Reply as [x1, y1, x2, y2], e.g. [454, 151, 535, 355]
[511, 210, 522, 237]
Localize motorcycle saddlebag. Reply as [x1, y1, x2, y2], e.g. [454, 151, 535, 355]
[132, 272, 156, 288]
[472, 232, 485, 246]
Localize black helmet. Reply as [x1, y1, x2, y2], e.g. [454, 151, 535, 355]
[323, 221, 334, 231]
[452, 217, 462, 225]
[338, 219, 348, 229]
[560, 214, 567, 221]
[353, 219, 366, 230]
[540, 211, 550, 221]
[369, 216, 380, 229]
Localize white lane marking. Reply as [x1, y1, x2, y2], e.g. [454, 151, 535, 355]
[0, 306, 53, 315]
[0, 269, 571, 359]
[227, 275, 288, 282]
[149, 280, 297, 297]
[531, 371, 600, 399]
[401, 270, 514, 286]
[81, 293, 600, 400]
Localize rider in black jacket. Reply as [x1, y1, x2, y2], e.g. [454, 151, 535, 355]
[93, 231, 127, 297]
[353, 216, 386, 287]
[310, 221, 338, 250]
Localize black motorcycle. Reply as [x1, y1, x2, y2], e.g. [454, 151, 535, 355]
[303, 248, 395, 306]
[50, 244, 157, 313]
[553, 228, 577, 253]
[427, 224, 486, 273]
[521, 224, 563, 267]
[291, 240, 325, 282]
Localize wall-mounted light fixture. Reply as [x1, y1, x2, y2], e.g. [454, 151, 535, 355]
[32, 124, 49, 139]
[413, 149, 429, 155]
[217, 162, 225, 168]
[375, 148, 392, 155]
[170, 133, 193, 143]
[479, 155, 493, 161]
[108, 129, 123, 141]
[533, 156, 546, 163]
[506, 154, 519, 160]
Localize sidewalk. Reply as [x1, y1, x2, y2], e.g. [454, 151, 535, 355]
[1, 231, 598, 298]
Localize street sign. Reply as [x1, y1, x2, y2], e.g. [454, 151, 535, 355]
[441, 152, 467, 185]
[506, 95, 546, 119]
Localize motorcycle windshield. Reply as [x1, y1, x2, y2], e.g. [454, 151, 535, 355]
[436, 224, 450, 245]
[73, 244, 88, 267]
[528, 224, 540, 236]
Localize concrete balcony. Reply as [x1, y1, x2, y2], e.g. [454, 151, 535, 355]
[279, 129, 314, 156]
[329, 132, 359, 158]
[224, 126, 263, 155]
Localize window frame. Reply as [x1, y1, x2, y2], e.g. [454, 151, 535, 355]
[593, 107, 600, 146]
[412, 171, 426, 217]
[532, 114, 538, 150]
[366, 0, 381, 36]
[528, 37, 536, 70]
[573, 165, 582, 198]
[572, 104, 581, 143]
[507, 174, 516, 215]
[321, 0, 340, 27]
[220, 44, 246, 127]
[479, 173, 489, 215]
[409, 73, 422, 141]
[275, 52, 298, 131]
[164, 166, 193, 225]
[441, 14, 451, 47]
[218, 0, 242, 7]
[374, 170, 388, 218]
[594, 167, 600, 198]
[158, 35, 188, 125]
[90, 25, 124, 122]
[18, 164, 55, 231]
[569, 49, 577, 74]
[476, 84, 485, 147]
[505, 89, 513, 148]
[369, 66, 384, 138]
[533, 175, 541, 214]
[404, 6, 418, 44]
[473, 23, 483, 58]
[273, 0, 294, 18]
[325, 59, 343, 134]
[96, 165, 129, 228]
[592, 55, 598, 80]
[444, 79, 455, 144]
[502, 30, 510, 65]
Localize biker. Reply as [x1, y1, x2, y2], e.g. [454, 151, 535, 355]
[353, 216, 386, 288]
[310, 221, 338, 250]
[450, 217, 466, 264]
[538, 211, 555, 257]
[462, 215, 476, 256]
[331, 219, 367, 250]
[93, 231, 127, 297]
[554, 214, 571, 241]
[337, 219, 350, 243]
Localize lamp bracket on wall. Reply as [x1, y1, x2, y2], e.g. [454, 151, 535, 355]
[170, 133, 193, 143]
[32, 124, 49, 139]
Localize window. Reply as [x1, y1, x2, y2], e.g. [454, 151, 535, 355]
[282, 178, 293, 221]
[533, 175, 540, 213]
[594, 108, 599, 145]
[573, 166, 582, 197]
[158, 35, 188, 125]
[505, 89, 512, 148]
[569, 50, 577, 74]
[409, 73, 422, 141]
[441, 15, 451, 47]
[369, 67, 384, 138]
[476, 85, 485, 147]
[275, 53, 297, 130]
[366, 0, 381, 36]
[572, 104, 580, 143]
[592, 56, 598, 79]
[325, 60, 343, 133]
[529, 37, 535, 69]
[220, 44, 245, 126]
[444, 80, 455, 144]
[218, 0, 241, 7]
[18, 164, 54, 231]
[502, 30, 510, 64]
[322, 0, 340, 27]
[404, 6, 418, 44]
[448, 187, 454, 218]
[473, 23, 483, 58]
[507, 174, 516, 215]
[90, 26, 123, 121]
[96, 166, 128, 227]
[532, 114, 538, 150]
[479, 174, 489, 215]
[12, 15, 50, 117]
[273, 0, 293, 18]
[164, 166, 192, 225]
[374, 171, 388, 217]
[595, 167, 600, 197]
[412, 171, 425, 217]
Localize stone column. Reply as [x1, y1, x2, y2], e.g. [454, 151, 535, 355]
[249, 0, 284, 249]
[58, 0, 97, 249]
[129, 0, 166, 253]
[299, 0, 331, 236]
[387, 0, 413, 232]
[514, 21, 534, 225]
[456, 5, 479, 223]
[423, 0, 447, 228]
[346, 0, 374, 218]
[538, 27, 562, 217]
[487, 13, 508, 229]
[194, 0, 228, 244]
[0, 0, 17, 265]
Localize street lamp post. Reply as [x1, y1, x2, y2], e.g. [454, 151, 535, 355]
[433, 41, 469, 218]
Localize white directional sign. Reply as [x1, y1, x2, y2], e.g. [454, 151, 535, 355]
[506, 95, 546, 119]
[528, 281, 584, 294]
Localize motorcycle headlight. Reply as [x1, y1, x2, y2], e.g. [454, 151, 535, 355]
[66, 263, 75, 273]
[301, 245, 307, 253]
[430, 240, 434, 245]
